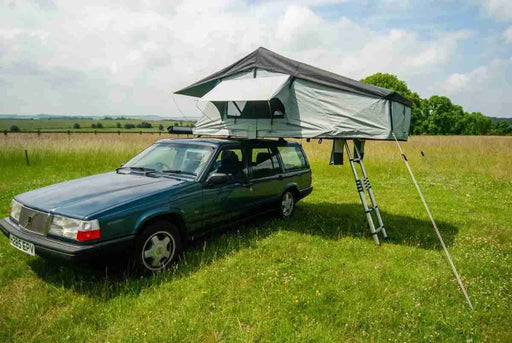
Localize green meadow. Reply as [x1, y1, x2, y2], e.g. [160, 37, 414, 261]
[0, 134, 510, 342]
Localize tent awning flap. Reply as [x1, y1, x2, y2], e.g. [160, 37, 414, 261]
[201, 75, 290, 102]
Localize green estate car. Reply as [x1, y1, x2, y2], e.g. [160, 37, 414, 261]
[1, 138, 312, 272]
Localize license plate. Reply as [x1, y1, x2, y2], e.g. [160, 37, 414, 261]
[9, 234, 35, 256]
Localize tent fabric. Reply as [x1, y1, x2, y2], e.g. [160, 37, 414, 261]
[201, 75, 290, 102]
[175, 47, 412, 141]
[176, 47, 411, 107]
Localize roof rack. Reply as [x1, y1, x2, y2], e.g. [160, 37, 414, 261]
[167, 126, 193, 135]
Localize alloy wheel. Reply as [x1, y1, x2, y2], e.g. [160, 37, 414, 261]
[281, 191, 294, 218]
[141, 231, 176, 271]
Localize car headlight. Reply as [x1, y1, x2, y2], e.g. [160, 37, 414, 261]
[49, 215, 101, 242]
[9, 199, 22, 222]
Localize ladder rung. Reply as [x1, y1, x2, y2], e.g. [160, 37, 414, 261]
[372, 226, 385, 235]
[364, 205, 378, 214]
[350, 158, 362, 163]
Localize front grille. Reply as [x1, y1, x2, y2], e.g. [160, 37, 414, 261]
[18, 206, 50, 235]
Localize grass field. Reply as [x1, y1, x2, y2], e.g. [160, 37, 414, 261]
[0, 118, 194, 132]
[0, 134, 511, 342]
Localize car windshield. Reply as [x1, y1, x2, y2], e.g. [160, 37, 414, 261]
[122, 143, 214, 176]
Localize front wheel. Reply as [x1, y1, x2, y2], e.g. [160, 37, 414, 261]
[279, 190, 296, 219]
[131, 220, 182, 274]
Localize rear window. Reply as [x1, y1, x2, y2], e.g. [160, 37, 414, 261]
[278, 146, 307, 171]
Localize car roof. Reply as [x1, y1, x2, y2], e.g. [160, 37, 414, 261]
[155, 137, 301, 148]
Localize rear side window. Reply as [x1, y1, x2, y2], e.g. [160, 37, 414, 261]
[278, 146, 307, 171]
[251, 147, 280, 178]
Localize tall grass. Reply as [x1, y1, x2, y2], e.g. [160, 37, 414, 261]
[0, 134, 511, 342]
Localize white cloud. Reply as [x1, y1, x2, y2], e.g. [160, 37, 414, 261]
[0, 0, 501, 117]
[504, 26, 512, 44]
[481, 0, 512, 21]
[442, 58, 512, 116]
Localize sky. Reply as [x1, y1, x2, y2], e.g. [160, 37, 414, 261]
[1, 0, 511, 118]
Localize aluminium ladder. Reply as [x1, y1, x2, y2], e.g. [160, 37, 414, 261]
[344, 140, 388, 245]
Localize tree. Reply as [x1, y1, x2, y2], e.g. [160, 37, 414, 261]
[422, 96, 465, 135]
[116, 122, 121, 128]
[91, 124, 97, 129]
[491, 120, 512, 135]
[73, 123, 81, 129]
[462, 112, 492, 135]
[360, 73, 424, 134]
[10, 125, 20, 132]
[136, 121, 152, 128]
[96, 123, 103, 129]
[124, 123, 135, 129]
[158, 124, 164, 131]
[360, 73, 411, 95]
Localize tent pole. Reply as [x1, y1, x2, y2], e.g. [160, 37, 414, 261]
[391, 133, 474, 310]
[268, 101, 273, 125]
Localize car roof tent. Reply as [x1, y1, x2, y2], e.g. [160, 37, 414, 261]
[173, 48, 474, 308]
[175, 47, 412, 141]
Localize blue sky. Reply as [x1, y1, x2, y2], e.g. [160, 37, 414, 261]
[1, 0, 511, 117]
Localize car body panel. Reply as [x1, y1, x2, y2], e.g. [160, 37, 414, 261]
[1, 138, 313, 262]
[15, 172, 190, 219]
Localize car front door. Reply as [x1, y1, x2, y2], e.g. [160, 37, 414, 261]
[201, 146, 252, 227]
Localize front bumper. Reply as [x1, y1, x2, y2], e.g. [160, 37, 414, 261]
[0, 217, 134, 261]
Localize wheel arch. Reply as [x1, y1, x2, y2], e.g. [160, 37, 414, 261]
[282, 182, 300, 200]
[134, 208, 187, 242]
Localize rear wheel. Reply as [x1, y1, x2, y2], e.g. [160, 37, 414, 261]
[279, 190, 296, 219]
[131, 220, 182, 274]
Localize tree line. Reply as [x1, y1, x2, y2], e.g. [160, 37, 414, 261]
[361, 73, 512, 135]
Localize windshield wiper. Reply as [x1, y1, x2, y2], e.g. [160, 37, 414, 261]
[142, 169, 196, 179]
[116, 166, 156, 175]
[161, 169, 196, 176]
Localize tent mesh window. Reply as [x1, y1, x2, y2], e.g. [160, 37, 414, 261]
[221, 98, 285, 119]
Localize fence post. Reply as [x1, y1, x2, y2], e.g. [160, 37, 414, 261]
[37, 130, 41, 137]
[24, 150, 30, 166]
[118, 130, 120, 135]
[3, 130, 6, 136]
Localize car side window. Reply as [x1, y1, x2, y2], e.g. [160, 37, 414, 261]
[278, 146, 307, 171]
[251, 147, 281, 178]
[208, 148, 246, 181]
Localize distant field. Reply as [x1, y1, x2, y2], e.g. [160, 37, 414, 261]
[0, 134, 510, 342]
[0, 118, 194, 132]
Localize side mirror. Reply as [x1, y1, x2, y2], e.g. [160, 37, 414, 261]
[205, 173, 229, 187]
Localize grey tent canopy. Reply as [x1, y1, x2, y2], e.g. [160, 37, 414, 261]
[175, 47, 412, 141]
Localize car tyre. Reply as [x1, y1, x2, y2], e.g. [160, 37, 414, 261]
[130, 220, 182, 275]
[279, 190, 296, 219]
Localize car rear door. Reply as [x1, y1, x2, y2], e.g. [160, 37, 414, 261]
[245, 142, 283, 211]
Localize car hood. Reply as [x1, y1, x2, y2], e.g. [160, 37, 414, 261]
[15, 172, 190, 219]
